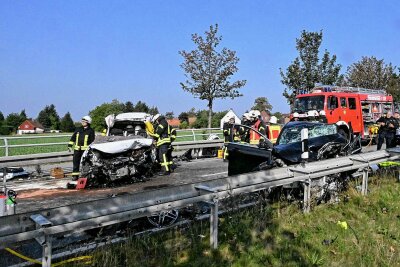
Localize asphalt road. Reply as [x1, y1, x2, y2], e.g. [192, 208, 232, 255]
[8, 157, 228, 213]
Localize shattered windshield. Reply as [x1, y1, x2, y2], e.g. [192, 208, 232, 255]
[294, 96, 325, 112]
[278, 124, 337, 145]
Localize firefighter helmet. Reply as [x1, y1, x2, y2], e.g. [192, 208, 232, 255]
[151, 114, 161, 123]
[82, 116, 92, 124]
[292, 112, 299, 118]
[270, 116, 278, 124]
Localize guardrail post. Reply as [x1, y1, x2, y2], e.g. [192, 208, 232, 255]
[30, 214, 53, 267]
[361, 169, 369, 196]
[209, 198, 219, 249]
[4, 138, 9, 157]
[303, 179, 311, 213]
[191, 129, 196, 141]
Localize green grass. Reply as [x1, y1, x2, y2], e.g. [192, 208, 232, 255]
[0, 134, 71, 156]
[0, 130, 223, 156]
[75, 171, 400, 267]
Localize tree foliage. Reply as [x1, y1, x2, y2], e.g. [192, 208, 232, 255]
[5, 113, 24, 133]
[179, 24, 246, 128]
[280, 30, 343, 104]
[252, 97, 273, 113]
[60, 112, 76, 132]
[165, 112, 174, 120]
[0, 111, 4, 122]
[387, 69, 400, 103]
[345, 56, 395, 89]
[178, 112, 189, 123]
[89, 99, 125, 132]
[191, 109, 227, 128]
[37, 104, 60, 130]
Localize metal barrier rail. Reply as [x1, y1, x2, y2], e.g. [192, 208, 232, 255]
[0, 128, 222, 157]
[0, 148, 399, 266]
[0, 139, 224, 167]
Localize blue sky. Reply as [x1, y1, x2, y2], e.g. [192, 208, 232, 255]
[1, 0, 399, 121]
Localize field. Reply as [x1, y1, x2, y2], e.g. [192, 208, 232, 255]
[0, 129, 223, 157]
[71, 170, 400, 267]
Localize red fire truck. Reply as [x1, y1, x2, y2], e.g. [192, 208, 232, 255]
[292, 85, 394, 141]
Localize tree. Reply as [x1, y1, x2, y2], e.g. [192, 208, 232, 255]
[89, 99, 125, 131]
[37, 104, 60, 130]
[165, 112, 174, 120]
[179, 24, 246, 128]
[387, 69, 400, 103]
[124, 101, 135, 112]
[148, 106, 159, 115]
[252, 97, 273, 113]
[0, 111, 4, 122]
[19, 110, 27, 121]
[178, 112, 189, 123]
[5, 113, 23, 133]
[345, 56, 395, 90]
[280, 30, 343, 105]
[133, 101, 150, 113]
[60, 112, 76, 132]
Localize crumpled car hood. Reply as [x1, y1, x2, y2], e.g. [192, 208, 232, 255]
[90, 135, 153, 154]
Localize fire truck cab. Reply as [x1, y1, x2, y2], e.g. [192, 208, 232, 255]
[292, 85, 393, 140]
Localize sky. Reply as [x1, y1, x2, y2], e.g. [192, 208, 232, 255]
[1, 0, 399, 121]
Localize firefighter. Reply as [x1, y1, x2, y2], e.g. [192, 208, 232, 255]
[222, 116, 236, 160]
[150, 114, 173, 175]
[238, 113, 252, 143]
[68, 116, 95, 180]
[267, 116, 281, 144]
[376, 111, 398, 150]
[249, 110, 267, 145]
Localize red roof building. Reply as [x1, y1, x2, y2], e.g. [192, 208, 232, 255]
[18, 120, 45, 134]
[167, 118, 180, 128]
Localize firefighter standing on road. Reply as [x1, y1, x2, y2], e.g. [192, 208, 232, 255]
[222, 116, 238, 160]
[238, 113, 252, 143]
[376, 111, 398, 150]
[249, 110, 267, 145]
[267, 116, 281, 144]
[150, 114, 173, 175]
[68, 116, 95, 180]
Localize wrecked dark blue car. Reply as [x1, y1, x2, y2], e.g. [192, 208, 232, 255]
[227, 121, 361, 176]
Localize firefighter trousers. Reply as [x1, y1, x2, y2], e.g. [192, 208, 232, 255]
[72, 150, 84, 179]
[158, 144, 172, 173]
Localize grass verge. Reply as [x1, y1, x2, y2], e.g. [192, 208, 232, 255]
[67, 171, 400, 267]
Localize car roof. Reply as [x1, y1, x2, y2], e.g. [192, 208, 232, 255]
[115, 112, 149, 121]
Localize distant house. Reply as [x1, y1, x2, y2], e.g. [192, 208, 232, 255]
[220, 109, 241, 129]
[17, 120, 45, 134]
[167, 118, 180, 128]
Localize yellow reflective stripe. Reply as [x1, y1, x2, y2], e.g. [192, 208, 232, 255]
[84, 135, 89, 147]
[162, 154, 169, 171]
[72, 172, 80, 175]
[74, 146, 81, 150]
[75, 133, 80, 147]
[68, 141, 74, 145]
[81, 146, 88, 150]
[250, 140, 259, 145]
[159, 124, 164, 129]
[157, 138, 171, 146]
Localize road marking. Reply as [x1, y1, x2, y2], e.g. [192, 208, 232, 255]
[201, 171, 228, 177]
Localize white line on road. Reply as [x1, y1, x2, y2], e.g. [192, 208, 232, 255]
[201, 171, 228, 177]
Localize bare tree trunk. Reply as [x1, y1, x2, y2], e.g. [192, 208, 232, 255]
[208, 100, 213, 129]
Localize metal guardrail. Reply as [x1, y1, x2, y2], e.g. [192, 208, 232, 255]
[0, 139, 224, 167]
[0, 128, 222, 157]
[0, 148, 399, 266]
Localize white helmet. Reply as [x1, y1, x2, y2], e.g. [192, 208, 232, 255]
[243, 112, 251, 120]
[307, 110, 317, 117]
[82, 115, 92, 124]
[292, 112, 299, 118]
[319, 110, 326, 116]
[151, 114, 161, 123]
[270, 116, 278, 124]
[250, 110, 260, 118]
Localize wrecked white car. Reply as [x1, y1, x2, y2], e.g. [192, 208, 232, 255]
[80, 112, 158, 188]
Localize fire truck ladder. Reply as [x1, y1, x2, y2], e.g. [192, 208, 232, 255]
[313, 85, 387, 95]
